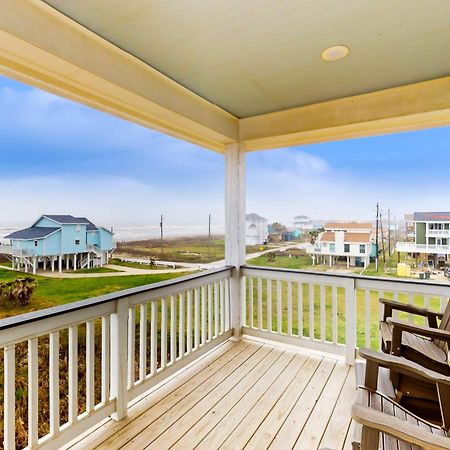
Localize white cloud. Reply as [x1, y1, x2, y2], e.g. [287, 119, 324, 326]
[246, 149, 450, 225]
[0, 176, 224, 227]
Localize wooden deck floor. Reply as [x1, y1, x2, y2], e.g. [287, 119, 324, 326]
[68, 338, 356, 450]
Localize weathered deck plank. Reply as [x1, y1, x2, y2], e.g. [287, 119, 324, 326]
[69, 338, 354, 450]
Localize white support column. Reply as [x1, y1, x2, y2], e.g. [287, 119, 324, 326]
[66, 255, 70, 270]
[87, 253, 91, 268]
[59, 255, 62, 273]
[225, 142, 246, 340]
[74, 253, 77, 271]
[32, 256, 37, 275]
[329, 255, 332, 267]
[43, 257, 46, 271]
[347, 256, 350, 268]
[51, 256, 55, 272]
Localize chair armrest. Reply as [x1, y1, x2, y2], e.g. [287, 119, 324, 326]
[352, 404, 450, 450]
[387, 317, 450, 342]
[358, 347, 450, 385]
[380, 298, 443, 323]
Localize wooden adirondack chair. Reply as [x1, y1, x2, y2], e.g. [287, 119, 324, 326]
[352, 348, 450, 450]
[379, 297, 450, 420]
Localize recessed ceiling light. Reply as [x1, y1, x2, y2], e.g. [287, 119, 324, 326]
[321, 45, 349, 62]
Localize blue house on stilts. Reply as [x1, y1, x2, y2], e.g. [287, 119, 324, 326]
[2, 215, 114, 274]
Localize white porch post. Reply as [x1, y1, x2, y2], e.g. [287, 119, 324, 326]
[224, 142, 246, 340]
[59, 255, 62, 273]
[74, 253, 77, 271]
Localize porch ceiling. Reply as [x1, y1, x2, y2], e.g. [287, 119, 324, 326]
[0, 0, 450, 152]
[43, 0, 450, 119]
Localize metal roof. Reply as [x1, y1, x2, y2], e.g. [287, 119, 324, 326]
[5, 227, 60, 240]
[43, 215, 87, 224]
[413, 212, 450, 222]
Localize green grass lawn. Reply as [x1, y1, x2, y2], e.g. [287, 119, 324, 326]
[247, 253, 312, 270]
[0, 268, 190, 319]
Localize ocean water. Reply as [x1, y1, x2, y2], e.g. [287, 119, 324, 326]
[0, 225, 225, 243]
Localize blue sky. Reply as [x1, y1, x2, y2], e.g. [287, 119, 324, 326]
[1, 74, 449, 228]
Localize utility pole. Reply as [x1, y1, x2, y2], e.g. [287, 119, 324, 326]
[388, 209, 391, 256]
[160, 214, 164, 257]
[380, 212, 386, 263]
[375, 203, 379, 271]
[208, 214, 211, 257]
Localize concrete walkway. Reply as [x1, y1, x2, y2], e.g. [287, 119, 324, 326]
[0, 263, 196, 278]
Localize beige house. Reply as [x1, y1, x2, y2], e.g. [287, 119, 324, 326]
[309, 222, 374, 268]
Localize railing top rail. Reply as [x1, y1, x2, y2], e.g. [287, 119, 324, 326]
[242, 265, 450, 289]
[0, 266, 233, 333]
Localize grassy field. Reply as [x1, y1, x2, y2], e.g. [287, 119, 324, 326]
[116, 236, 264, 263]
[0, 268, 189, 319]
[247, 248, 312, 270]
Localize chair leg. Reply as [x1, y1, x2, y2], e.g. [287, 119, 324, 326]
[361, 426, 380, 449]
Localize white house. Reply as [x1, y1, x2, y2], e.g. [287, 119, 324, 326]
[245, 213, 268, 246]
[308, 222, 374, 268]
[293, 215, 313, 231]
[396, 212, 450, 268]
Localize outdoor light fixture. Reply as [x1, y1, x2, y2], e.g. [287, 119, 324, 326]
[321, 45, 349, 61]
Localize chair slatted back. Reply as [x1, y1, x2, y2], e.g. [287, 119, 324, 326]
[435, 299, 450, 352]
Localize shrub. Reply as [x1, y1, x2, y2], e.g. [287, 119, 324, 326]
[0, 277, 37, 306]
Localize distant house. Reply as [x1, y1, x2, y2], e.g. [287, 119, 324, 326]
[2, 215, 114, 273]
[293, 215, 313, 231]
[245, 213, 268, 246]
[284, 227, 302, 242]
[308, 222, 375, 268]
[396, 212, 450, 268]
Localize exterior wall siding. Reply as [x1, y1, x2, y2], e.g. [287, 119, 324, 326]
[98, 228, 114, 251]
[87, 230, 100, 246]
[61, 224, 87, 253]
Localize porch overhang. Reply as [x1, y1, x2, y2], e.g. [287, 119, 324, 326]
[1, 0, 449, 153]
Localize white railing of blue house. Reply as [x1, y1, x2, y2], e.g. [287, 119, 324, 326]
[241, 266, 450, 364]
[0, 267, 232, 450]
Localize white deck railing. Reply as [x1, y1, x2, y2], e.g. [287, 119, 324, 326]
[2, 264, 450, 449]
[241, 266, 450, 364]
[0, 267, 232, 450]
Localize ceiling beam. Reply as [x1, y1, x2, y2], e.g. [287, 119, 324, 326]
[0, 0, 238, 152]
[239, 76, 450, 151]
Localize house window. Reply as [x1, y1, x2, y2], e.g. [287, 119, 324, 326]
[34, 240, 38, 247]
[75, 239, 80, 245]
[359, 244, 365, 253]
[344, 244, 350, 253]
[445, 224, 450, 230]
[330, 243, 335, 252]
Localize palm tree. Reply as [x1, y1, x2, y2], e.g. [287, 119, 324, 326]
[5, 277, 37, 306]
